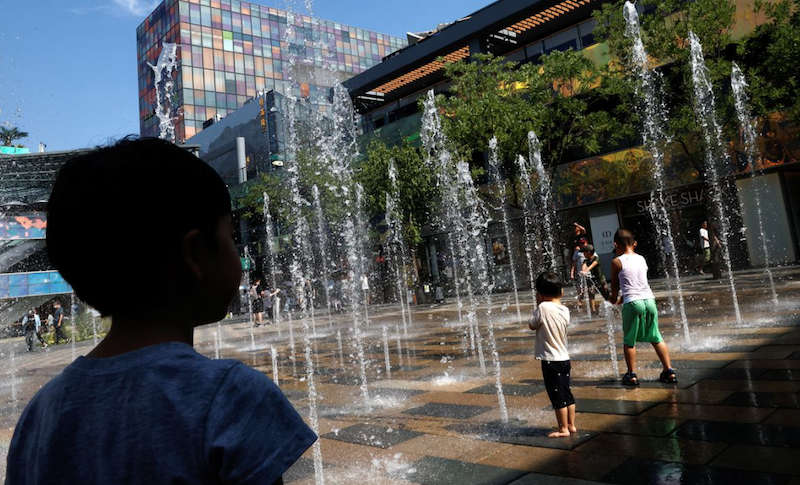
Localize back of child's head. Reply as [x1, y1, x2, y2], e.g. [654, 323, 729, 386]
[47, 137, 231, 317]
[536, 272, 562, 298]
[613, 228, 636, 249]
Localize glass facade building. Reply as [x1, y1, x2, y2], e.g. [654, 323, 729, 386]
[137, 0, 406, 141]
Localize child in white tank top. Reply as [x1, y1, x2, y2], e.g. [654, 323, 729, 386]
[607, 229, 677, 386]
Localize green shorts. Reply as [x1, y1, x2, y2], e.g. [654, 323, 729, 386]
[703, 248, 711, 262]
[622, 299, 663, 347]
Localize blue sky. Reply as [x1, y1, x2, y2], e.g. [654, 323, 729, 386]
[0, 0, 490, 151]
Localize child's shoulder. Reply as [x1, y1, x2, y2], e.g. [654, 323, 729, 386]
[540, 300, 570, 317]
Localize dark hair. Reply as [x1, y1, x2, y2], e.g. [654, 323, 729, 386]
[614, 228, 635, 248]
[47, 137, 231, 317]
[535, 271, 562, 298]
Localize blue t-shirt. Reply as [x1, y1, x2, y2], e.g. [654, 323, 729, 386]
[6, 342, 316, 485]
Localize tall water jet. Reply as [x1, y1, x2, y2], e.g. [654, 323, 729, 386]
[487, 138, 522, 323]
[422, 91, 486, 373]
[516, 154, 543, 303]
[382, 326, 392, 379]
[600, 301, 620, 377]
[271, 347, 280, 386]
[282, 12, 324, 482]
[455, 162, 508, 423]
[321, 83, 372, 410]
[312, 185, 335, 329]
[731, 62, 779, 305]
[387, 160, 414, 329]
[688, 31, 743, 325]
[623, 2, 691, 341]
[421, 91, 464, 322]
[243, 246, 256, 350]
[147, 42, 179, 143]
[263, 193, 282, 322]
[528, 132, 559, 272]
[386, 191, 410, 336]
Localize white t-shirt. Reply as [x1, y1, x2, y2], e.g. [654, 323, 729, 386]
[618, 253, 655, 304]
[530, 301, 570, 361]
[700, 228, 710, 248]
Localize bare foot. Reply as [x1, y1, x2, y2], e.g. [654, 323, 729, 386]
[568, 425, 578, 434]
[548, 429, 571, 438]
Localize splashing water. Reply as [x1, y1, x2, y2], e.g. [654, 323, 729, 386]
[528, 132, 559, 272]
[731, 62, 779, 305]
[623, 2, 691, 341]
[271, 347, 280, 386]
[487, 138, 522, 323]
[688, 31, 742, 325]
[147, 43, 179, 142]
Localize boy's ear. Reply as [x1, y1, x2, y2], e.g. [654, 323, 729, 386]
[180, 229, 204, 280]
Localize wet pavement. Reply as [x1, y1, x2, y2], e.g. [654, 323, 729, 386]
[2, 267, 800, 484]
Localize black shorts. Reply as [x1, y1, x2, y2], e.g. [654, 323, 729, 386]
[542, 360, 575, 410]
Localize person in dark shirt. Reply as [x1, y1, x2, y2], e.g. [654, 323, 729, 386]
[6, 138, 316, 485]
[52, 301, 68, 345]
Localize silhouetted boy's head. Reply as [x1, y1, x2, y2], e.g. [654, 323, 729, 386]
[613, 228, 636, 254]
[47, 138, 239, 321]
[536, 272, 563, 299]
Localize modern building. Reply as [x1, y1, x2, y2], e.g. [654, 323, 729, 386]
[137, 0, 406, 142]
[345, 0, 800, 289]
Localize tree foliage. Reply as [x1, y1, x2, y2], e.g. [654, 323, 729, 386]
[355, 140, 437, 246]
[738, 0, 800, 120]
[0, 126, 29, 147]
[438, 51, 632, 172]
[593, 0, 738, 169]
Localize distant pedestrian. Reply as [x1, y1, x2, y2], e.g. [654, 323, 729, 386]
[33, 309, 46, 349]
[696, 221, 711, 275]
[24, 311, 46, 351]
[46, 312, 54, 333]
[360, 274, 371, 305]
[53, 301, 68, 345]
[263, 287, 280, 323]
[250, 277, 263, 326]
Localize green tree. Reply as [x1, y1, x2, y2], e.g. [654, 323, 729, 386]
[0, 126, 29, 146]
[355, 140, 437, 247]
[738, 0, 800, 119]
[593, 0, 738, 169]
[438, 51, 631, 173]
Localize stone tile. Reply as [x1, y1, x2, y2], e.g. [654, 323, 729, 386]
[602, 458, 791, 485]
[672, 420, 800, 448]
[577, 413, 685, 437]
[389, 434, 513, 462]
[466, 384, 544, 397]
[478, 445, 627, 481]
[463, 360, 527, 368]
[443, 420, 598, 451]
[283, 457, 336, 484]
[575, 398, 660, 416]
[575, 433, 729, 465]
[507, 473, 607, 485]
[643, 403, 775, 423]
[728, 360, 800, 370]
[759, 369, 800, 381]
[391, 456, 527, 485]
[721, 392, 800, 409]
[321, 423, 423, 449]
[762, 409, 800, 427]
[369, 388, 428, 400]
[403, 402, 492, 420]
[711, 444, 800, 477]
[688, 379, 800, 393]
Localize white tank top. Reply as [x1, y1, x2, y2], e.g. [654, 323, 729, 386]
[618, 253, 655, 304]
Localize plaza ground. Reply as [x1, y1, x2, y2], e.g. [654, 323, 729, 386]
[2, 267, 800, 484]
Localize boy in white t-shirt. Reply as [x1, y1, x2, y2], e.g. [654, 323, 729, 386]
[530, 272, 575, 438]
[607, 228, 677, 386]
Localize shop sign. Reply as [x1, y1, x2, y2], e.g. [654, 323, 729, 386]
[624, 186, 705, 217]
